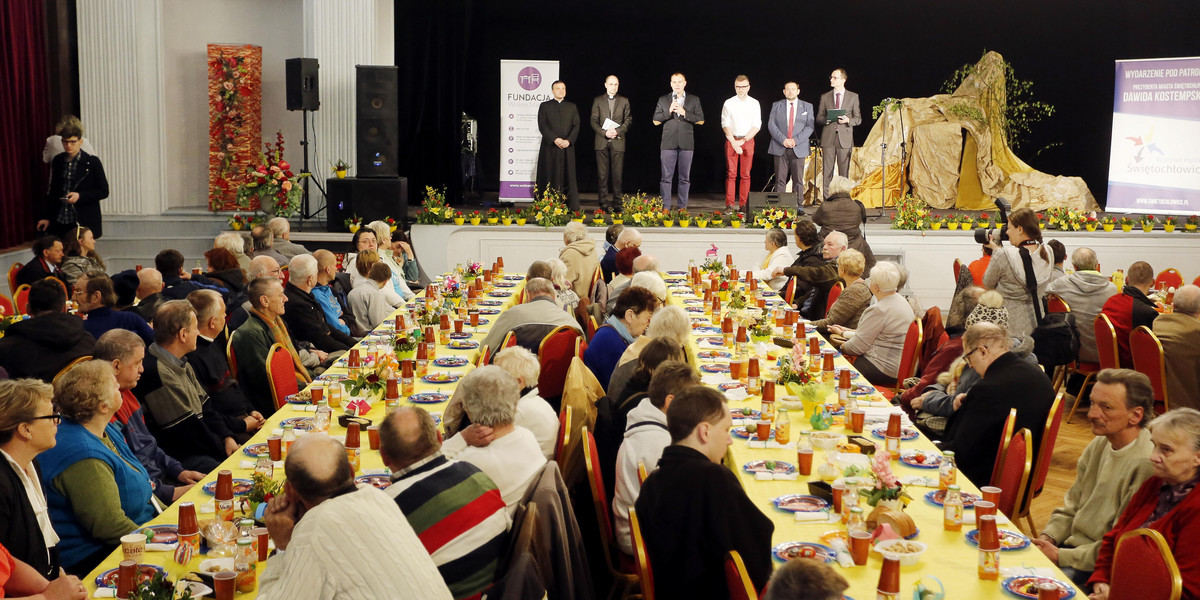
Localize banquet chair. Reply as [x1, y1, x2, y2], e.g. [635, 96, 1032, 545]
[879, 319, 923, 401]
[582, 427, 641, 600]
[952, 258, 961, 285]
[13, 284, 30, 314]
[554, 406, 573, 465]
[52, 355, 92, 385]
[1194, 275, 1200, 288]
[1068, 314, 1120, 424]
[782, 277, 797, 306]
[0, 294, 14, 317]
[1154, 268, 1184, 291]
[990, 409, 1018, 488]
[637, 461, 648, 485]
[824, 281, 844, 316]
[7, 263, 21, 295]
[724, 551, 759, 600]
[226, 332, 238, 379]
[628, 507, 655, 600]
[994, 427, 1033, 519]
[279, 265, 290, 287]
[587, 315, 599, 341]
[1014, 393, 1064, 536]
[1130, 326, 1170, 414]
[1043, 294, 1098, 396]
[538, 325, 584, 400]
[1109, 528, 1182, 600]
[918, 306, 947, 373]
[265, 343, 300, 411]
[588, 265, 603, 300]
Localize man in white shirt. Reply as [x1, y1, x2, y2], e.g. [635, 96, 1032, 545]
[440, 366, 546, 515]
[493, 347, 559, 459]
[721, 75, 762, 214]
[260, 433, 451, 600]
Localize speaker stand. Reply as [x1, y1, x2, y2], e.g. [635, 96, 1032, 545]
[299, 108, 327, 226]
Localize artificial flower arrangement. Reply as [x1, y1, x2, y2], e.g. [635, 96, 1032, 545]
[592, 208, 607, 223]
[235, 131, 311, 218]
[750, 317, 773, 339]
[618, 192, 664, 227]
[860, 446, 912, 507]
[442, 273, 464, 300]
[531, 187, 569, 228]
[708, 210, 728, 228]
[344, 215, 363, 232]
[227, 213, 255, 231]
[776, 344, 816, 387]
[384, 216, 398, 231]
[393, 331, 421, 359]
[889, 195, 931, 231]
[727, 288, 747, 310]
[415, 186, 455, 224]
[458, 260, 483, 281]
[346, 360, 390, 397]
[700, 256, 729, 277]
[754, 206, 797, 229]
[1140, 214, 1156, 225]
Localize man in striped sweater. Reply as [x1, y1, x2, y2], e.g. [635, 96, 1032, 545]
[381, 406, 510, 600]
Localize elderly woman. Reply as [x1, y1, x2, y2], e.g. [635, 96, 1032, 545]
[812, 248, 869, 333]
[492, 347, 559, 460]
[39, 361, 156, 575]
[606, 247, 641, 314]
[348, 261, 396, 332]
[547, 258, 580, 314]
[213, 231, 252, 275]
[629, 272, 668, 305]
[559, 221, 600, 299]
[441, 366, 546, 513]
[752, 228, 795, 291]
[354, 250, 405, 308]
[983, 207, 1052, 355]
[362, 221, 416, 302]
[390, 229, 424, 290]
[584, 287, 660, 391]
[813, 175, 875, 271]
[204, 246, 246, 294]
[59, 226, 105, 288]
[606, 337, 685, 414]
[1088, 407, 1200, 600]
[0, 380, 64, 579]
[832, 261, 914, 386]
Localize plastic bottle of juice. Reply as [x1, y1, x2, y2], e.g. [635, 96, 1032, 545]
[943, 484, 964, 531]
[313, 400, 331, 433]
[939, 451, 957, 491]
[774, 409, 790, 445]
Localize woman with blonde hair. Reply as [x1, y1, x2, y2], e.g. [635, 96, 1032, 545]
[546, 258, 580, 313]
[354, 249, 404, 308]
[812, 248, 869, 333]
[364, 221, 416, 301]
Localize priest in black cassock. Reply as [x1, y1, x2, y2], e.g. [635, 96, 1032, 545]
[536, 80, 581, 210]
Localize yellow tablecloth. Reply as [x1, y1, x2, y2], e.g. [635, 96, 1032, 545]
[84, 276, 526, 596]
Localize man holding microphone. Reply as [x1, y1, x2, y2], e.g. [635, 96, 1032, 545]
[653, 73, 704, 210]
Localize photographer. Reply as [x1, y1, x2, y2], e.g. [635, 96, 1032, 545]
[981, 206, 1052, 356]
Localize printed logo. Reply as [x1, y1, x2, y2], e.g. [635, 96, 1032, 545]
[1125, 126, 1164, 162]
[518, 67, 542, 91]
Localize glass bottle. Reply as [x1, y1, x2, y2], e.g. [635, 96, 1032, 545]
[847, 506, 866, 533]
[939, 451, 957, 491]
[796, 431, 813, 452]
[253, 451, 273, 480]
[943, 484, 964, 531]
[841, 477, 860, 522]
[280, 424, 296, 459]
[313, 400, 331, 433]
[235, 537, 257, 593]
[774, 408, 791, 445]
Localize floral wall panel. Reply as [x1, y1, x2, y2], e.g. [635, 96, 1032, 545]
[207, 44, 262, 211]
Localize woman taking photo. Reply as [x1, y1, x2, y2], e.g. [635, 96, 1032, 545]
[982, 207, 1052, 356]
[38, 361, 157, 575]
[59, 226, 105, 288]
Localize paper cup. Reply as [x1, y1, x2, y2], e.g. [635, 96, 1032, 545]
[121, 533, 146, 563]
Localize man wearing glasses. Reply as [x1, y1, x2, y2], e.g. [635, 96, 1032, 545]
[39, 124, 109, 239]
[940, 322, 1055, 487]
[816, 68, 860, 198]
[720, 75, 761, 214]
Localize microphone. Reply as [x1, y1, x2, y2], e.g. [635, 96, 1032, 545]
[671, 92, 680, 118]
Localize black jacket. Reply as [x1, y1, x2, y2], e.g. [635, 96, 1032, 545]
[942, 352, 1055, 487]
[282, 282, 356, 353]
[14, 258, 65, 289]
[187, 332, 257, 436]
[0, 313, 95, 382]
[207, 268, 246, 296]
[44, 150, 108, 238]
[0, 459, 59, 578]
[634, 446, 774, 599]
[135, 347, 231, 470]
[782, 257, 839, 320]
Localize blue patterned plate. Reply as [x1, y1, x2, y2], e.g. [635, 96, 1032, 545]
[448, 340, 480, 349]
[870, 426, 919, 441]
[479, 300, 504, 306]
[488, 291, 512, 297]
[772, 541, 834, 563]
[202, 478, 253, 496]
[409, 392, 449, 404]
[700, 363, 731, 374]
[742, 460, 796, 475]
[966, 528, 1031, 551]
[772, 494, 829, 513]
[433, 356, 469, 367]
[493, 281, 517, 288]
[422, 373, 460, 384]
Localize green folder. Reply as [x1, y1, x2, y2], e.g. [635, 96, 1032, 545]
[825, 108, 846, 123]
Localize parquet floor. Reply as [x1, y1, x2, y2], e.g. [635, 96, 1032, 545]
[1026, 403, 1095, 532]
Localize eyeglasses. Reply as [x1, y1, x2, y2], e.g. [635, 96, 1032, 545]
[962, 346, 983, 364]
[29, 414, 62, 425]
[734, 84, 750, 89]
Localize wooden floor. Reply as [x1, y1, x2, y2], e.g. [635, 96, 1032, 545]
[1026, 400, 1093, 532]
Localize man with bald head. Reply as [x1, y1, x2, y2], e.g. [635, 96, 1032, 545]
[311, 249, 355, 337]
[601, 227, 642, 282]
[480, 278, 582, 355]
[131, 267, 165, 323]
[380, 407, 509, 599]
[591, 75, 632, 213]
[1046, 247, 1117, 363]
[771, 229, 849, 319]
[1153, 284, 1200, 410]
[260, 434, 451, 599]
[632, 254, 658, 275]
[226, 255, 287, 331]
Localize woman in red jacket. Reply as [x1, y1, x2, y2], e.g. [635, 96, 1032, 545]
[1088, 407, 1200, 600]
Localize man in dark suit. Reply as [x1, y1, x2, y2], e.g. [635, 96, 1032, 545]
[767, 82, 815, 212]
[590, 75, 632, 213]
[536, 80, 581, 211]
[817, 68, 861, 198]
[14, 236, 65, 288]
[39, 124, 108, 239]
[653, 72, 705, 209]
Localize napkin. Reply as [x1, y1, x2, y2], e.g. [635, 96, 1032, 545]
[239, 460, 283, 470]
[999, 566, 1062, 579]
[899, 475, 939, 488]
[723, 387, 750, 402]
[292, 405, 317, 412]
[858, 400, 893, 408]
[700, 374, 734, 385]
[827, 537, 856, 567]
[93, 589, 116, 598]
[753, 472, 798, 481]
[764, 440, 794, 450]
[745, 440, 766, 449]
[793, 510, 831, 523]
[699, 339, 727, 349]
[146, 542, 176, 552]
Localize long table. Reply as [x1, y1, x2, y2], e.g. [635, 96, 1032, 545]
[84, 278, 527, 596]
[662, 271, 1084, 600]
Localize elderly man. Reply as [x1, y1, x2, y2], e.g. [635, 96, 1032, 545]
[481, 278, 582, 355]
[94, 330, 207, 503]
[14, 235, 65, 287]
[559, 221, 599, 299]
[1101, 261, 1159, 368]
[0, 279, 94, 382]
[154, 249, 227, 300]
[752, 228, 794, 291]
[1153, 284, 1200, 410]
[601, 227, 642, 283]
[941, 322, 1056, 486]
[283, 254, 356, 353]
[249, 225, 288, 267]
[185, 290, 263, 443]
[227, 255, 286, 332]
[259, 433, 451, 600]
[380, 407, 509, 599]
[266, 217, 309, 259]
[1032, 369, 1155, 587]
[635, 385, 774, 598]
[632, 254, 658, 275]
[74, 271, 154, 345]
[214, 231, 252, 274]
[231, 277, 312, 416]
[135, 300, 236, 470]
[1045, 248, 1117, 364]
[771, 229, 848, 319]
[441, 366, 545, 514]
[130, 267, 165, 323]
[311, 249, 355, 337]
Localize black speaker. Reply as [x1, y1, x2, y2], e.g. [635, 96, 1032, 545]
[326, 177, 408, 232]
[285, 58, 320, 111]
[356, 65, 400, 178]
[747, 191, 785, 213]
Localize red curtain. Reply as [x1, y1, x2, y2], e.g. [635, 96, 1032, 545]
[0, 0, 51, 250]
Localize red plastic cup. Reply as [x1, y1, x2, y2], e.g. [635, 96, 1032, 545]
[850, 530, 872, 565]
[254, 527, 270, 562]
[213, 571, 236, 600]
[454, 319, 464, 333]
[267, 436, 282, 462]
[345, 422, 361, 449]
[980, 486, 1001, 505]
[831, 482, 846, 514]
[117, 560, 137, 598]
[974, 500, 997, 519]
[1037, 582, 1060, 600]
[797, 448, 814, 476]
[850, 409, 866, 433]
[755, 420, 771, 441]
[310, 385, 324, 404]
[470, 312, 480, 327]
[367, 425, 381, 450]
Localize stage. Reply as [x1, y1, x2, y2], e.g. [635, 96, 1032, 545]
[412, 223, 1200, 311]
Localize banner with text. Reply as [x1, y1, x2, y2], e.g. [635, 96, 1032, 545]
[1107, 56, 1200, 214]
[499, 59, 559, 202]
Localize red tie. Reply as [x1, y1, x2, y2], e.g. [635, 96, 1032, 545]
[787, 102, 795, 138]
[835, 92, 842, 110]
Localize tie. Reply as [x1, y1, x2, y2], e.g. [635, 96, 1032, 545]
[787, 102, 795, 138]
[835, 92, 842, 110]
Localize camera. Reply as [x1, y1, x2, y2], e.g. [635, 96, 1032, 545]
[974, 198, 1012, 245]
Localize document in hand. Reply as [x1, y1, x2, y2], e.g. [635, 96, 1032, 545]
[825, 108, 846, 123]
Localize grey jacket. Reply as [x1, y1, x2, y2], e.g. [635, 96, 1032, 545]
[1045, 271, 1118, 363]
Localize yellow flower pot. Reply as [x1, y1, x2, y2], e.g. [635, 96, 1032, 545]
[1085, 224, 1097, 232]
[572, 218, 584, 223]
[662, 220, 675, 227]
[516, 218, 527, 226]
[1141, 225, 1153, 232]
[1121, 224, 1133, 232]
[697, 220, 709, 228]
[501, 218, 513, 226]
[611, 219, 624, 225]
[470, 218, 481, 226]
[731, 221, 742, 228]
[349, 225, 360, 233]
[948, 223, 960, 230]
[1188, 224, 1197, 231]
[931, 223, 942, 230]
[678, 220, 690, 228]
[230, 222, 243, 231]
[1165, 224, 1176, 232]
[453, 218, 465, 226]
[1103, 224, 1114, 232]
[389, 225, 397, 233]
[994, 222, 1002, 229]
[592, 219, 605, 226]
[487, 217, 499, 224]
[335, 169, 347, 179]
[719, 291, 730, 302]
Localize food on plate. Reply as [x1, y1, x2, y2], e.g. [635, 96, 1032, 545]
[879, 540, 922, 554]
